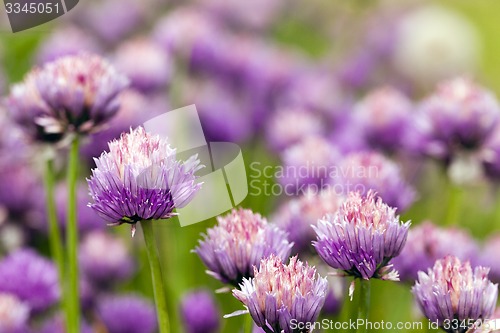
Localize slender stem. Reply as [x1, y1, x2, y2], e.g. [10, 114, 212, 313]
[141, 220, 171, 333]
[43, 156, 68, 327]
[445, 183, 464, 226]
[357, 279, 371, 333]
[66, 137, 81, 332]
[244, 313, 254, 333]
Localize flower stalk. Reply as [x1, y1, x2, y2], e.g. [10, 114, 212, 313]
[141, 219, 171, 333]
[357, 279, 371, 333]
[66, 136, 81, 332]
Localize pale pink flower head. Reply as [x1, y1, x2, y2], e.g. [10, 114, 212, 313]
[232, 255, 328, 333]
[88, 127, 203, 236]
[0, 293, 30, 333]
[194, 208, 293, 286]
[413, 255, 498, 332]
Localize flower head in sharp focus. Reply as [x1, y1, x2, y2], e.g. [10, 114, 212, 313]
[329, 151, 416, 212]
[392, 221, 479, 283]
[313, 191, 411, 285]
[180, 290, 220, 333]
[412, 256, 498, 333]
[88, 127, 203, 236]
[0, 293, 30, 333]
[194, 208, 293, 287]
[230, 255, 328, 333]
[416, 77, 500, 161]
[0, 249, 59, 313]
[6, 53, 129, 143]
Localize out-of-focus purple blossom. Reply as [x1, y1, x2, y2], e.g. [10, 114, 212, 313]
[73, 0, 147, 43]
[265, 106, 324, 152]
[180, 290, 220, 333]
[80, 231, 134, 285]
[279, 136, 340, 191]
[338, 52, 377, 91]
[280, 70, 345, 119]
[97, 294, 157, 333]
[114, 38, 172, 94]
[88, 127, 203, 236]
[315, 262, 345, 317]
[392, 221, 479, 283]
[416, 77, 500, 161]
[0, 293, 30, 333]
[412, 256, 497, 331]
[0, 249, 59, 312]
[328, 111, 367, 154]
[36, 26, 101, 64]
[194, 208, 293, 286]
[194, 0, 285, 30]
[273, 190, 344, 255]
[232, 255, 328, 333]
[54, 183, 103, 233]
[354, 86, 413, 152]
[313, 191, 410, 281]
[153, 7, 227, 73]
[6, 54, 129, 143]
[39, 313, 92, 333]
[329, 151, 416, 212]
[80, 89, 168, 164]
[182, 78, 254, 143]
[478, 235, 500, 284]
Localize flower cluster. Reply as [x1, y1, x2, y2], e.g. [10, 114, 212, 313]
[194, 208, 293, 286]
[88, 127, 203, 236]
[413, 256, 498, 332]
[232, 255, 328, 333]
[313, 191, 410, 281]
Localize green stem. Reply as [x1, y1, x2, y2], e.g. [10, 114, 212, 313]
[357, 279, 371, 333]
[66, 137, 81, 332]
[141, 220, 171, 333]
[244, 313, 254, 333]
[445, 183, 464, 226]
[43, 156, 68, 327]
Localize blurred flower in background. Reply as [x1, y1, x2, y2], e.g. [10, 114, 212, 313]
[180, 290, 220, 333]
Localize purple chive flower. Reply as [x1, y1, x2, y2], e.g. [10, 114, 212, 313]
[392, 221, 479, 283]
[273, 190, 344, 255]
[231, 255, 328, 333]
[417, 77, 500, 160]
[279, 136, 340, 191]
[80, 231, 134, 285]
[412, 256, 498, 332]
[280, 70, 345, 119]
[97, 294, 157, 333]
[354, 86, 413, 152]
[87, 127, 203, 236]
[194, 0, 285, 30]
[80, 89, 168, 164]
[329, 151, 416, 211]
[114, 38, 172, 94]
[481, 127, 500, 181]
[36, 26, 101, 64]
[0, 249, 59, 312]
[194, 208, 293, 286]
[54, 183, 104, 233]
[313, 191, 411, 282]
[180, 290, 220, 333]
[39, 313, 92, 333]
[478, 235, 500, 284]
[153, 7, 227, 72]
[0, 293, 30, 333]
[6, 54, 129, 143]
[265, 106, 324, 152]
